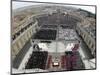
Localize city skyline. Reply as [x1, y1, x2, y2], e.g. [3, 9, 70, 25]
[12, 1, 95, 13]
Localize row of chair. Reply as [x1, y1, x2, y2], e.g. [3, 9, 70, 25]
[64, 51, 84, 70]
[34, 29, 57, 40]
[37, 13, 78, 25]
[46, 55, 52, 69]
[25, 51, 48, 69]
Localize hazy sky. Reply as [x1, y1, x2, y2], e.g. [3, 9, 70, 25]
[12, 1, 95, 13]
[12, 1, 43, 9]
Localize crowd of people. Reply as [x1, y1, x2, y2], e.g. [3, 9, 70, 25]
[58, 29, 77, 40]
